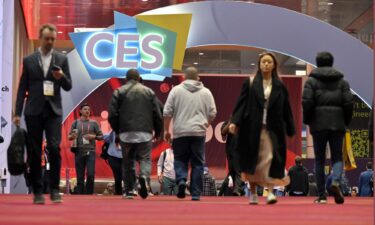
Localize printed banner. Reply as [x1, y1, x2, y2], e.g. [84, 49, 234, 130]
[69, 12, 191, 81]
[0, 0, 14, 193]
[349, 95, 372, 158]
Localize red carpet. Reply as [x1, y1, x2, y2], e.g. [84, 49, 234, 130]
[0, 195, 372, 225]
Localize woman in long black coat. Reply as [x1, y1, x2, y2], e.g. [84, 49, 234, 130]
[229, 52, 295, 204]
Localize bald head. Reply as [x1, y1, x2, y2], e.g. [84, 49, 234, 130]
[184, 67, 199, 80]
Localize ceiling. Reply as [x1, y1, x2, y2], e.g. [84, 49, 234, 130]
[20, 0, 373, 74]
[21, 0, 373, 41]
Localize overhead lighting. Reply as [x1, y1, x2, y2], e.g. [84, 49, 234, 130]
[57, 16, 62, 18]
[199, 52, 204, 56]
[250, 63, 255, 66]
[62, 51, 67, 54]
[74, 28, 103, 32]
[327, 2, 334, 5]
[142, 0, 148, 2]
[58, 31, 63, 34]
[295, 70, 307, 76]
[193, 62, 199, 65]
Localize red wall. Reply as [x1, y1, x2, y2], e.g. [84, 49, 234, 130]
[60, 75, 302, 179]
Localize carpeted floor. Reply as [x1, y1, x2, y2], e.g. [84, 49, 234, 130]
[0, 195, 372, 225]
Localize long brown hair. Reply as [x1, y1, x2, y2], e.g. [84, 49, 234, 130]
[256, 52, 280, 80]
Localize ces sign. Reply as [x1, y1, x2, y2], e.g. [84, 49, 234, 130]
[85, 32, 164, 70]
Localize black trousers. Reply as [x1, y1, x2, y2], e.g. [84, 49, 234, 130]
[25, 104, 62, 195]
[225, 136, 244, 195]
[108, 155, 123, 195]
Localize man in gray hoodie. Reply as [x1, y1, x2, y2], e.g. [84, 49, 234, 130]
[163, 67, 217, 201]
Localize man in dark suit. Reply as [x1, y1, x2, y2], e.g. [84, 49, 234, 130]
[14, 24, 72, 204]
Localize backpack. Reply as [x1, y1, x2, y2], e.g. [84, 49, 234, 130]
[7, 127, 28, 175]
[100, 142, 110, 161]
[100, 132, 113, 161]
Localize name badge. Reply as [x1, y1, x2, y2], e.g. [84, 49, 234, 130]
[82, 137, 90, 145]
[43, 81, 54, 96]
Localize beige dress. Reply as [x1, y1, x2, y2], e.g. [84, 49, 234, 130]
[241, 78, 290, 187]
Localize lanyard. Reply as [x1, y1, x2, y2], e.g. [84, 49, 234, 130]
[80, 120, 90, 134]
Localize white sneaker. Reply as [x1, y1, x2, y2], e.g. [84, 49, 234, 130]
[266, 192, 277, 204]
[249, 194, 259, 205]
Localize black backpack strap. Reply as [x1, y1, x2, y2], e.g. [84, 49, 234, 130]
[161, 150, 167, 173]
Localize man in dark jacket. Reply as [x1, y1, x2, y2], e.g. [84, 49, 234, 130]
[108, 69, 162, 199]
[286, 156, 309, 196]
[221, 120, 244, 196]
[302, 51, 353, 204]
[358, 162, 373, 197]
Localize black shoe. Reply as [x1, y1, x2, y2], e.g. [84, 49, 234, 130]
[177, 182, 186, 199]
[33, 194, 45, 205]
[331, 182, 344, 204]
[314, 196, 327, 204]
[50, 193, 63, 203]
[138, 176, 148, 199]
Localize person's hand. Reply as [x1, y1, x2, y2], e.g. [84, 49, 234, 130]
[71, 132, 78, 139]
[153, 136, 162, 145]
[228, 123, 238, 134]
[84, 134, 96, 140]
[164, 131, 171, 143]
[13, 116, 21, 127]
[52, 69, 64, 80]
[158, 175, 163, 184]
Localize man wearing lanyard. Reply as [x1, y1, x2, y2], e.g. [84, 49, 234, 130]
[14, 24, 72, 204]
[68, 103, 103, 194]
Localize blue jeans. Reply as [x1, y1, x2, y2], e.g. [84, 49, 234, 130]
[75, 150, 96, 194]
[172, 136, 205, 197]
[120, 141, 152, 192]
[312, 131, 344, 197]
[162, 176, 178, 195]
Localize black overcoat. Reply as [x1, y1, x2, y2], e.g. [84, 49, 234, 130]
[231, 74, 295, 179]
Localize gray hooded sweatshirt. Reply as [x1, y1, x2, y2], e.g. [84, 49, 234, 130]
[163, 79, 217, 139]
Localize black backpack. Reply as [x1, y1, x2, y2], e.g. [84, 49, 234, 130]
[100, 142, 110, 161]
[100, 131, 113, 161]
[7, 127, 28, 175]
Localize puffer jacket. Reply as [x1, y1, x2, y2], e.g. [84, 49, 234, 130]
[302, 67, 353, 133]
